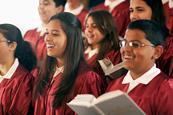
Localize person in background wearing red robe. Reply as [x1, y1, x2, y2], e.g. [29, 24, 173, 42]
[84, 10, 126, 86]
[0, 24, 37, 115]
[33, 12, 105, 115]
[24, 0, 66, 77]
[92, 0, 130, 37]
[64, 0, 89, 31]
[107, 20, 173, 115]
[162, 0, 173, 34]
[129, 0, 173, 77]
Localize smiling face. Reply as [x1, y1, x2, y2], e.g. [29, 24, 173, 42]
[121, 29, 156, 75]
[84, 16, 105, 49]
[130, 0, 152, 22]
[38, 0, 61, 24]
[0, 33, 16, 65]
[45, 20, 67, 60]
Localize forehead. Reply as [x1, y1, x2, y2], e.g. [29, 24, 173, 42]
[47, 20, 63, 30]
[86, 16, 94, 23]
[0, 33, 6, 39]
[124, 29, 146, 41]
[130, 0, 149, 8]
[39, 0, 53, 3]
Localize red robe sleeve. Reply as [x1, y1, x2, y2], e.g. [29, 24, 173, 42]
[0, 65, 34, 115]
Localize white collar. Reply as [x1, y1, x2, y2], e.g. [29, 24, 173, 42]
[64, 3, 84, 16]
[104, 0, 125, 12]
[85, 47, 99, 59]
[122, 64, 161, 85]
[53, 66, 64, 78]
[162, 0, 169, 4]
[0, 58, 19, 82]
[169, 0, 173, 8]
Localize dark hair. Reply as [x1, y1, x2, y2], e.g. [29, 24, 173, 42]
[34, 12, 84, 107]
[0, 24, 37, 71]
[85, 10, 120, 60]
[127, 20, 165, 46]
[53, 0, 66, 7]
[141, 0, 165, 27]
[139, 0, 169, 38]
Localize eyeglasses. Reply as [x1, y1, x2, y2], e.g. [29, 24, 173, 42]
[119, 39, 155, 48]
[0, 40, 11, 43]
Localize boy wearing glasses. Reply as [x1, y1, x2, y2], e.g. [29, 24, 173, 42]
[106, 20, 173, 114]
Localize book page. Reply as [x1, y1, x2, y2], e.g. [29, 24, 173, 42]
[98, 59, 125, 76]
[94, 90, 145, 115]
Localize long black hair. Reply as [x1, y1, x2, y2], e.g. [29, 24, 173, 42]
[34, 12, 85, 107]
[0, 24, 37, 71]
[134, 0, 169, 39]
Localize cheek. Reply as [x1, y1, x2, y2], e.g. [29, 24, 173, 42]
[95, 31, 104, 41]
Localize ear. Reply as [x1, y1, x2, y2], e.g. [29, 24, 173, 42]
[153, 45, 164, 60]
[8, 42, 17, 52]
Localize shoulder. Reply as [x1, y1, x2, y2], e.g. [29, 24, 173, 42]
[24, 28, 39, 38]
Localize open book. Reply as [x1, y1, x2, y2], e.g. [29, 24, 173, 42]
[67, 90, 145, 115]
[98, 58, 125, 76]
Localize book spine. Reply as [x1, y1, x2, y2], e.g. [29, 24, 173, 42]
[93, 105, 105, 115]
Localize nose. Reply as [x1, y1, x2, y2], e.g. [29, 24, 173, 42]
[130, 12, 138, 22]
[85, 26, 93, 33]
[44, 34, 52, 42]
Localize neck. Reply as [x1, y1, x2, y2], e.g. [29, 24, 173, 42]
[130, 64, 154, 80]
[68, 1, 81, 10]
[56, 58, 64, 67]
[0, 58, 15, 76]
[91, 44, 100, 50]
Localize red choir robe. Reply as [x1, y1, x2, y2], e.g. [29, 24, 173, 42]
[24, 28, 46, 61]
[163, 2, 173, 34]
[92, 0, 130, 37]
[24, 28, 46, 77]
[106, 72, 173, 115]
[34, 62, 105, 115]
[77, 9, 89, 31]
[156, 35, 173, 77]
[85, 50, 122, 85]
[0, 65, 34, 115]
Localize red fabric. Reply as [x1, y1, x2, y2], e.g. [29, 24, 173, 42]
[85, 50, 122, 84]
[156, 35, 173, 77]
[0, 65, 34, 115]
[107, 72, 173, 115]
[77, 9, 89, 31]
[92, 1, 130, 37]
[34, 63, 105, 115]
[24, 28, 46, 61]
[92, 3, 108, 11]
[164, 2, 173, 34]
[24, 28, 46, 77]
[110, 0, 130, 37]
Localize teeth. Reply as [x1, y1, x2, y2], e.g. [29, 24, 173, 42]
[86, 34, 94, 38]
[123, 55, 133, 60]
[46, 44, 55, 48]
